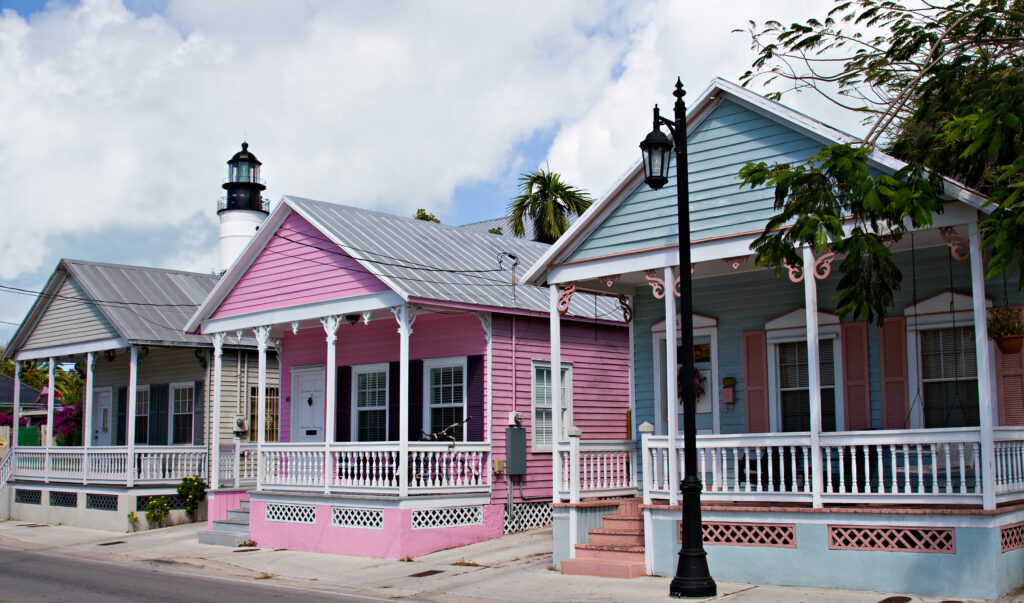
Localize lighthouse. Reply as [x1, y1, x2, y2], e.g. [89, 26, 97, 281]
[218, 142, 269, 272]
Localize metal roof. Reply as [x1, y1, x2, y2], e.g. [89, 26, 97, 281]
[0, 374, 40, 407]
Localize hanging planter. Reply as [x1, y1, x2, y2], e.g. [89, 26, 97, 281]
[988, 306, 1024, 354]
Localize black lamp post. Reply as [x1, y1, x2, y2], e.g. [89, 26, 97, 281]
[640, 78, 717, 598]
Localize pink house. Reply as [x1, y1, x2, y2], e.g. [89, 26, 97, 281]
[186, 196, 631, 556]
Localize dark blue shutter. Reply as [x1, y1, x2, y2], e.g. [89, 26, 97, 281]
[115, 387, 127, 446]
[150, 384, 169, 445]
[388, 362, 400, 440]
[193, 380, 205, 446]
[467, 355, 484, 441]
[408, 360, 423, 441]
[336, 366, 352, 442]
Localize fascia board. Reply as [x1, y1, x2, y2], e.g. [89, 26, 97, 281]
[199, 290, 406, 335]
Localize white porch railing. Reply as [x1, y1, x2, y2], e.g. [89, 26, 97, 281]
[259, 441, 491, 495]
[557, 439, 638, 501]
[0, 451, 11, 490]
[217, 441, 258, 488]
[639, 427, 1024, 506]
[10, 446, 208, 485]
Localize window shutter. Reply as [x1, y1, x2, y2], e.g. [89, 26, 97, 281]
[193, 380, 205, 446]
[467, 355, 484, 441]
[336, 366, 352, 442]
[997, 343, 1024, 426]
[842, 322, 871, 430]
[880, 316, 910, 429]
[408, 360, 423, 441]
[116, 387, 127, 445]
[388, 361, 400, 440]
[150, 384, 169, 445]
[743, 331, 770, 432]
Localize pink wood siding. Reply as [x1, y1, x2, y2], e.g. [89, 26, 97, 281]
[488, 314, 630, 505]
[212, 212, 390, 319]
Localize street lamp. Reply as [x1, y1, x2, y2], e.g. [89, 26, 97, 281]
[640, 78, 717, 598]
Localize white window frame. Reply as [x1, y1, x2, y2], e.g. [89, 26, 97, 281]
[134, 385, 150, 445]
[531, 360, 573, 453]
[350, 363, 389, 442]
[422, 357, 468, 442]
[169, 382, 195, 445]
[765, 310, 844, 433]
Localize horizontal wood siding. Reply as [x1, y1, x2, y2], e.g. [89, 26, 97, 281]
[210, 350, 281, 443]
[212, 212, 390, 319]
[568, 100, 823, 262]
[23, 278, 118, 350]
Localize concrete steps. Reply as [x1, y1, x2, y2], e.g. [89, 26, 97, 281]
[560, 498, 646, 579]
[198, 497, 251, 547]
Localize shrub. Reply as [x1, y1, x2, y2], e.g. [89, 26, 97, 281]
[177, 476, 208, 520]
[145, 497, 170, 526]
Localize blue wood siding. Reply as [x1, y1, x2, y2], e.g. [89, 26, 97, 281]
[568, 100, 824, 262]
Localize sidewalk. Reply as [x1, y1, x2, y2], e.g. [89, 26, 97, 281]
[0, 520, 1014, 603]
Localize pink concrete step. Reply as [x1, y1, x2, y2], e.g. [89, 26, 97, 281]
[588, 528, 645, 547]
[561, 557, 646, 579]
[602, 516, 643, 531]
[574, 543, 645, 563]
[613, 498, 641, 517]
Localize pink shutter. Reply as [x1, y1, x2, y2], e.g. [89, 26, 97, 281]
[744, 330, 770, 433]
[996, 342, 1024, 426]
[879, 316, 910, 430]
[842, 322, 871, 431]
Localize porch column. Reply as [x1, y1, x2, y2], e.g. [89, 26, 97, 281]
[393, 305, 415, 498]
[322, 316, 340, 494]
[969, 221, 997, 510]
[549, 285, 562, 503]
[44, 357, 55, 483]
[802, 247, 824, 509]
[254, 326, 270, 490]
[664, 266, 680, 506]
[126, 346, 138, 488]
[83, 352, 95, 485]
[11, 361, 20, 458]
[210, 333, 225, 489]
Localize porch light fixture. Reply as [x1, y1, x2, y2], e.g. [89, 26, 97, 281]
[640, 78, 717, 598]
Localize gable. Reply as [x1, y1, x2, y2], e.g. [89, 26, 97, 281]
[565, 99, 824, 263]
[23, 278, 118, 350]
[211, 212, 391, 320]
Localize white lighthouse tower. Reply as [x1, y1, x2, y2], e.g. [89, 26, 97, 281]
[218, 142, 269, 272]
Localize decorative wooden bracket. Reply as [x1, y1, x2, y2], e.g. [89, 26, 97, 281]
[617, 295, 633, 323]
[600, 274, 620, 287]
[722, 256, 748, 270]
[557, 282, 576, 315]
[939, 227, 969, 261]
[644, 270, 680, 299]
[785, 252, 837, 283]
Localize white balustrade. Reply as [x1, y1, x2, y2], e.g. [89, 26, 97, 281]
[407, 442, 490, 494]
[87, 449, 128, 482]
[558, 440, 637, 500]
[218, 442, 258, 487]
[134, 446, 208, 483]
[995, 427, 1024, 500]
[0, 452, 11, 489]
[10, 446, 207, 485]
[261, 444, 326, 490]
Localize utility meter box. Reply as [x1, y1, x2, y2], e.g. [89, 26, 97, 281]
[505, 426, 526, 476]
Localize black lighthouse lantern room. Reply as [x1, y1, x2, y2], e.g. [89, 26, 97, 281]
[221, 142, 269, 213]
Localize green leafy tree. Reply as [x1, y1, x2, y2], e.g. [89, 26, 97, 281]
[737, 0, 1024, 324]
[414, 208, 441, 223]
[488, 226, 503, 235]
[508, 169, 593, 244]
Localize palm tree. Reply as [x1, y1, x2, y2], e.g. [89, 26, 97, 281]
[508, 169, 592, 244]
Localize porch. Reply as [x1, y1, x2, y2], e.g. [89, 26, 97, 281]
[10, 445, 207, 486]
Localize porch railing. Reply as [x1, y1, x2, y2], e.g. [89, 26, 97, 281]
[217, 441, 258, 488]
[557, 438, 638, 502]
[639, 427, 1024, 506]
[259, 441, 491, 495]
[10, 446, 208, 486]
[0, 451, 11, 490]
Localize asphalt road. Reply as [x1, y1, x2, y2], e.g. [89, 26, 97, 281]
[0, 546, 391, 603]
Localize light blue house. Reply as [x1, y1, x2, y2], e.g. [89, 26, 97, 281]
[524, 78, 1024, 599]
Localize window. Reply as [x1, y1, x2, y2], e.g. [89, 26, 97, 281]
[920, 326, 979, 427]
[134, 386, 150, 445]
[532, 361, 571, 452]
[777, 339, 836, 432]
[171, 384, 194, 444]
[424, 358, 466, 441]
[249, 386, 280, 442]
[353, 364, 388, 442]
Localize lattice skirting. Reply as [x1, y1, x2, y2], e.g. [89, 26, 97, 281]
[411, 505, 483, 530]
[1002, 521, 1024, 553]
[829, 525, 955, 554]
[86, 493, 118, 511]
[677, 521, 796, 548]
[14, 489, 41, 505]
[332, 506, 383, 529]
[504, 502, 551, 534]
[136, 495, 187, 512]
[266, 502, 316, 524]
[49, 491, 78, 508]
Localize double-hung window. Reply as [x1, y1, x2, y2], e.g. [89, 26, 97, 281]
[777, 339, 837, 432]
[134, 386, 150, 445]
[171, 383, 194, 444]
[532, 361, 571, 452]
[920, 326, 978, 428]
[424, 358, 466, 441]
[353, 364, 388, 441]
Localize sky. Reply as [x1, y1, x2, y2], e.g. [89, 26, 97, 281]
[0, 0, 869, 344]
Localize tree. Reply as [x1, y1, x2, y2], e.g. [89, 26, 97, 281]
[414, 208, 441, 223]
[737, 0, 1024, 324]
[508, 169, 593, 244]
[488, 226, 503, 235]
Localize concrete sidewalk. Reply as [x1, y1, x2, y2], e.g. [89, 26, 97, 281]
[0, 520, 1013, 603]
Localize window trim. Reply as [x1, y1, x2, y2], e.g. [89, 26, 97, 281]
[764, 313, 844, 433]
[169, 382, 195, 445]
[350, 363, 389, 442]
[531, 360, 573, 453]
[134, 384, 150, 445]
[422, 357, 468, 442]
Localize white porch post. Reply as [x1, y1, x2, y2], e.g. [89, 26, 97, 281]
[126, 346, 138, 487]
[44, 358, 55, 483]
[549, 285, 563, 503]
[802, 247, 824, 509]
[392, 306, 415, 498]
[254, 326, 270, 490]
[664, 266, 680, 506]
[210, 333, 225, 489]
[969, 221, 998, 510]
[477, 313, 493, 445]
[11, 361, 20, 458]
[83, 352, 95, 485]
[321, 316, 340, 494]
[568, 427, 581, 558]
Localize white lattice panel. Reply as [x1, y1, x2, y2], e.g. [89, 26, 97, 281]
[411, 505, 482, 530]
[332, 506, 383, 529]
[266, 503, 316, 524]
[504, 502, 552, 534]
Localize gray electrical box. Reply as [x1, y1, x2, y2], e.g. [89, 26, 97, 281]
[505, 427, 526, 476]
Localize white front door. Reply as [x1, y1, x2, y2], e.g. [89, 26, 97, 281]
[290, 366, 325, 442]
[93, 388, 112, 446]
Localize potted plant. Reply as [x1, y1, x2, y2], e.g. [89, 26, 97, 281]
[988, 306, 1024, 354]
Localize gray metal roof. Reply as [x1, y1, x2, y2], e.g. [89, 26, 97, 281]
[0, 374, 40, 408]
[287, 197, 621, 320]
